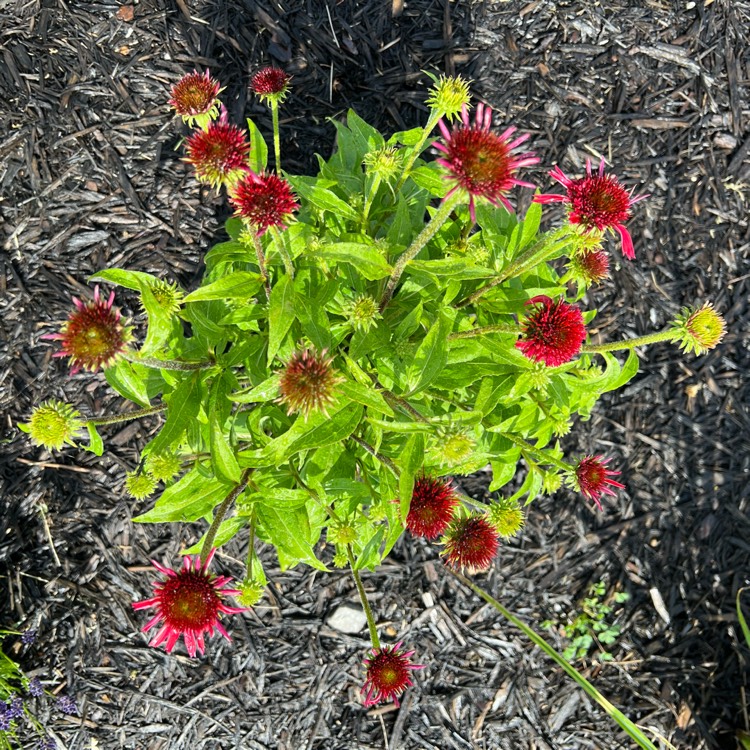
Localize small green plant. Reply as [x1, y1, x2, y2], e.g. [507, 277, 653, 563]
[544, 581, 630, 662]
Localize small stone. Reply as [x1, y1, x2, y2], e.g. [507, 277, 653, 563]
[713, 132, 737, 150]
[326, 603, 367, 634]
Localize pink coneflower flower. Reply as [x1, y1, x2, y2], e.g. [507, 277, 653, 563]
[442, 515, 500, 572]
[168, 69, 222, 126]
[433, 102, 538, 222]
[228, 171, 299, 235]
[533, 159, 647, 260]
[277, 348, 343, 418]
[42, 286, 131, 374]
[516, 295, 586, 367]
[251, 67, 292, 104]
[362, 642, 425, 707]
[573, 455, 625, 509]
[183, 107, 251, 189]
[406, 475, 459, 539]
[132, 548, 246, 657]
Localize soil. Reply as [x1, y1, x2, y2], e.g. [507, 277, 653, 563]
[1, 1, 748, 749]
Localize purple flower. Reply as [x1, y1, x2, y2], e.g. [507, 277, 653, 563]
[21, 628, 37, 645]
[37, 738, 58, 750]
[55, 694, 78, 716]
[28, 677, 43, 697]
[7, 696, 24, 719]
[0, 712, 10, 731]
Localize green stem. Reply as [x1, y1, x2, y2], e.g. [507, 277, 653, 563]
[380, 192, 462, 310]
[201, 468, 252, 564]
[123, 352, 213, 371]
[396, 109, 442, 192]
[87, 404, 166, 426]
[456, 227, 574, 309]
[246, 513, 257, 580]
[347, 544, 380, 649]
[350, 435, 400, 477]
[361, 173, 382, 230]
[252, 232, 272, 301]
[582, 329, 679, 354]
[448, 323, 518, 340]
[500, 431, 570, 472]
[271, 100, 281, 176]
[450, 571, 662, 750]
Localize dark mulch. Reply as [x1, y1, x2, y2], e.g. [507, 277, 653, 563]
[1, 1, 748, 749]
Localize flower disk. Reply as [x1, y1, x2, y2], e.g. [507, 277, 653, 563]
[42, 286, 131, 373]
[184, 108, 251, 189]
[573, 455, 625, 510]
[251, 67, 291, 104]
[229, 171, 299, 235]
[406, 475, 459, 539]
[277, 348, 343, 418]
[568, 248, 610, 286]
[434, 102, 538, 222]
[168, 69, 222, 126]
[516, 295, 586, 367]
[132, 549, 246, 657]
[534, 159, 646, 259]
[362, 642, 425, 707]
[442, 515, 499, 572]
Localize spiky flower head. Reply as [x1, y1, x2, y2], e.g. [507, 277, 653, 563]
[132, 548, 246, 657]
[42, 286, 131, 373]
[125, 470, 157, 500]
[363, 146, 402, 182]
[426, 74, 472, 121]
[332, 547, 349, 568]
[406, 475, 460, 539]
[516, 295, 586, 367]
[571, 455, 625, 510]
[251, 66, 292, 105]
[168, 69, 222, 128]
[344, 294, 381, 332]
[183, 107, 251, 189]
[428, 427, 476, 468]
[143, 279, 184, 316]
[237, 578, 265, 607]
[362, 642, 425, 707]
[328, 523, 358, 545]
[672, 302, 726, 355]
[20, 400, 83, 450]
[567, 248, 610, 286]
[542, 470, 563, 495]
[229, 171, 299, 235]
[277, 348, 344, 418]
[441, 514, 500, 571]
[534, 159, 647, 260]
[434, 102, 538, 222]
[145, 451, 182, 482]
[486, 500, 525, 538]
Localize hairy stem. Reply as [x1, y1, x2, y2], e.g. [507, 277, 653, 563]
[347, 545, 380, 649]
[395, 109, 442, 192]
[448, 323, 518, 340]
[271, 100, 281, 176]
[201, 468, 252, 564]
[123, 353, 213, 371]
[252, 232, 272, 301]
[582, 329, 678, 354]
[87, 403, 166, 426]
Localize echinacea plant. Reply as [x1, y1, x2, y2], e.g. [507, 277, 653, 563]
[22, 67, 727, 746]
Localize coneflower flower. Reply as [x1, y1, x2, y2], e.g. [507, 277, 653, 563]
[441, 515, 500, 572]
[572, 455, 625, 509]
[434, 102, 538, 222]
[132, 548, 246, 657]
[534, 159, 647, 260]
[251, 66, 292, 105]
[168, 69, 222, 127]
[183, 107, 251, 189]
[516, 295, 586, 367]
[228, 171, 299, 235]
[567, 248, 610, 286]
[362, 642, 425, 707]
[42, 286, 131, 373]
[277, 348, 344, 418]
[406, 475, 459, 539]
[672, 302, 726, 356]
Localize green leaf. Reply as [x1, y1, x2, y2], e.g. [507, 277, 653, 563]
[84, 423, 104, 456]
[409, 258, 496, 280]
[489, 457, 519, 491]
[409, 165, 449, 197]
[254, 488, 310, 509]
[89, 268, 157, 291]
[139, 284, 174, 356]
[256, 504, 327, 570]
[267, 275, 296, 366]
[147, 372, 202, 455]
[183, 516, 247, 555]
[231, 374, 280, 404]
[354, 525, 385, 571]
[225, 217, 244, 240]
[105, 360, 151, 407]
[406, 308, 455, 394]
[388, 126, 424, 147]
[520, 199, 543, 249]
[289, 177, 359, 222]
[398, 433, 424, 519]
[604, 349, 640, 392]
[183, 272, 263, 303]
[394, 300, 423, 341]
[737, 588, 750, 651]
[246, 117, 268, 173]
[339, 380, 394, 416]
[347, 109, 385, 150]
[134, 466, 233, 523]
[209, 375, 241, 483]
[387, 194, 413, 247]
[316, 243, 392, 280]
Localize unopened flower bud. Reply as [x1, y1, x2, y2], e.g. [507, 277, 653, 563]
[125, 471, 157, 500]
[542, 471, 563, 495]
[332, 547, 349, 568]
[145, 451, 182, 482]
[672, 302, 726, 356]
[567, 247, 610, 286]
[21, 400, 83, 451]
[363, 146, 402, 182]
[486, 500, 525, 538]
[328, 523, 358, 545]
[345, 294, 381, 332]
[426, 74, 472, 121]
[237, 578, 265, 607]
[145, 280, 184, 316]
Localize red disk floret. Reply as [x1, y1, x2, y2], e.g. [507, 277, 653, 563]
[442, 515, 500, 572]
[229, 171, 299, 235]
[362, 642, 425, 707]
[132, 548, 247, 657]
[516, 295, 586, 367]
[277, 348, 343, 418]
[251, 67, 292, 99]
[534, 159, 647, 260]
[168, 69, 221, 118]
[42, 285, 131, 374]
[184, 107, 251, 189]
[574, 248, 610, 284]
[573, 455, 625, 510]
[433, 102, 538, 222]
[406, 475, 459, 539]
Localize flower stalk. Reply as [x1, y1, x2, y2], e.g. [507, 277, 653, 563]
[449, 322, 518, 340]
[87, 404, 166, 426]
[201, 468, 252, 564]
[395, 109, 443, 192]
[123, 352, 214, 371]
[271, 99, 282, 175]
[347, 544, 380, 649]
[582, 329, 679, 354]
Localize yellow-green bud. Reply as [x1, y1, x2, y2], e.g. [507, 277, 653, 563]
[432, 428, 475, 467]
[145, 451, 182, 482]
[672, 302, 726, 356]
[486, 500, 525, 538]
[332, 547, 349, 568]
[363, 146, 402, 182]
[125, 471, 157, 500]
[328, 524, 358, 545]
[542, 471, 563, 495]
[426, 74, 472, 121]
[21, 400, 83, 451]
[345, 294, 382, 332]
[145, 279, 184, 316]
[237, 578, 265, 607]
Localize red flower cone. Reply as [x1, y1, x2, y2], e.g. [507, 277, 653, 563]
[534, 159, 646, 260]
[573, 455, 625, 509]
[406, 475, 459, 539]
[362, 642, 425, 707]
[434, 102, 538, 222]
[442, 515, 500, 572]
[168, 69, 222, 126]
[277, 348, 343, 418]
[251, 67, 292, 104]
[516, 295, 586, 367]
[228, 171, 299, 235]
[132, 548, 247, 657]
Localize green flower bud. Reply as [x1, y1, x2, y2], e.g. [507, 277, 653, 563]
[21, 400, 83, 451]
[425, 74, 472, 121]
[237, 578, 265, 607]
[145, 451, 182, 482]
[328, 523, 358, 545]
[125, 471, 157, 500]
[486, 499, 525, 538]
[333, 546, 349, 568]
[672, 302, 726, 356]
[345, 294, 382, 332]
[363, 146, 402, 182]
